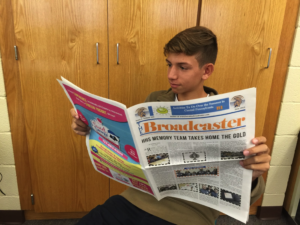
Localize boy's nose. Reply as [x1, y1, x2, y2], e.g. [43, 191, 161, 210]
[168, 67, 177, 80]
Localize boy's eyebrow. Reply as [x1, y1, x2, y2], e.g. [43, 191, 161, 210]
[165, 59, 190, 65]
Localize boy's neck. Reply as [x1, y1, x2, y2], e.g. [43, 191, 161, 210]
[177, 87, 207, 101]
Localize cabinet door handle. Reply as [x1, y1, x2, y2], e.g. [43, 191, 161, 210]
[265, 48, 272, 68]
[96, 43, 99, 64]
[14, 46, 18, 60]
[117, 43, 119, 65]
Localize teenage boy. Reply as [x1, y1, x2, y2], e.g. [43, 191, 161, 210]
[71, 26, 271, 225]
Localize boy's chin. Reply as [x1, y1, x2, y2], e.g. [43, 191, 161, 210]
[170, 87, 181, 94]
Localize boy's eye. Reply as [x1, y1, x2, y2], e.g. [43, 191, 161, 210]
[166, 64, 171, 67]
[180, 66, 187, 70]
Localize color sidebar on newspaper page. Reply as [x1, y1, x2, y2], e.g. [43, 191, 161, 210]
[58, 79, 154, 195]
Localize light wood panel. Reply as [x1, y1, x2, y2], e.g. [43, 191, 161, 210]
[25, 210, 87, 220]
[108, 0, 199, 195]
[200, 0, 286, 137]
[11, 0, 110, 212]
[0, 0, 33, 210]
[108, 0, 199, 107]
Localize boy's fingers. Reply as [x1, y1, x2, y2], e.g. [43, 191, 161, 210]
[71, 122, 89, 132]
[242, 162, 270, 172]
[70, 108, 90, 136]
[70, 108, 79, 119]
[73, 118, 89, 129]
[243, 144, 269, 156]
[241, 154, 271, 167]
[252, 136, 267, 145]
[73, 129, 89, 136]
[71, 123, 90, 136]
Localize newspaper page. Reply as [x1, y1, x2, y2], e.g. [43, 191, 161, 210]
[58, 78, 155, 195]
[58, 77, 255, 223]
[127, 88, 255, 223]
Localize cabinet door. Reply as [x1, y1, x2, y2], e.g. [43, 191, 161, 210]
[108, 0, 199, 195]
[12, 0, 109, 212]
[200, 0, 286, 136]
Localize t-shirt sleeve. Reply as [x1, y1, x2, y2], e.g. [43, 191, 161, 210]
[144, 93, 152, 103]
[144, 90, 166, 103]
[250, 176, 265, 205]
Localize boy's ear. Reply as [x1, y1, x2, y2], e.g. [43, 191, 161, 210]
[201, 63, 214, 80]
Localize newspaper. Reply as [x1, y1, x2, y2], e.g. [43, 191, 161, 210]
[58, 77, 255, 223]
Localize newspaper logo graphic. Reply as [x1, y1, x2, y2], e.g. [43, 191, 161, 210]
[156, 107, 168, 114]
[154, 106, 171, 116]
[135, 107, 153, 120]
[136, 107, 147, 118]
[230, 95, 245, 108]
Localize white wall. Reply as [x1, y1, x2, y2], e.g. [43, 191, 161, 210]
[0, 54, 21, 210]
[262, 8, 300, 215]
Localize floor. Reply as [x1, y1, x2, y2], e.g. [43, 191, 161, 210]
[13, 215, 291, 225]
[216, 215, 291, 225]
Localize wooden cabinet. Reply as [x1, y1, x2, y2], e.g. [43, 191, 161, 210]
[107, 0, 199, 195]
[4, 0, 198, 212]
[11, 0, 110, 212]
[200, 0, 286, 137]
[1, 0, 298, 217]
[108, 0, 198, 106]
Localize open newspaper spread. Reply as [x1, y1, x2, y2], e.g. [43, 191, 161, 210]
[58, 77, 256, 223]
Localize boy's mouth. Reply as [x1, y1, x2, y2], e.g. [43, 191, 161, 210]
[170, 83, 180, 88]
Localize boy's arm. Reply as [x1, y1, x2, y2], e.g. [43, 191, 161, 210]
[250, 176, 265, 205]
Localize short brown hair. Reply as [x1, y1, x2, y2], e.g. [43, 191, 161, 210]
[164, 26, 218, 67]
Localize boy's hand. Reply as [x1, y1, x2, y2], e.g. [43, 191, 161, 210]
[239, 136, 271, 181]
[70, 108, 90, 136]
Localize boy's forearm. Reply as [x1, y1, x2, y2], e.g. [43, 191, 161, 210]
[250, 176, 265, 205]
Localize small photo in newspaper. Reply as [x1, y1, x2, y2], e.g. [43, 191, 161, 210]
[175, 166, 219, 178]
[147, 153, 170, 166]
[178, 183, 198, 192]
[221, 151, 245, 160]
[182, 151, 206, 163]
[220, 189, 241, 206]
[110, 170, 132, 185]
[199, 184, 219, 198]
[157, 184, 177, 193]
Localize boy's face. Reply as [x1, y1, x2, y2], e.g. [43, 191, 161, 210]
[166, 53, 206, 99]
